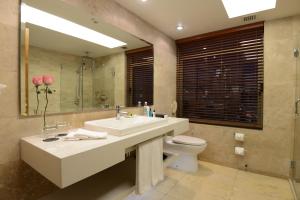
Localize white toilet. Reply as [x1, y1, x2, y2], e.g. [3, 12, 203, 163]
[164, 135, 207, 173]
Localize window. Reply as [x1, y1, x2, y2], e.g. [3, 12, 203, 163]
[176, 22, 264, 129]
[126, 47, 154, 106]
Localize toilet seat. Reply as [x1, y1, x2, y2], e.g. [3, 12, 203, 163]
[172, 135, 206, 146]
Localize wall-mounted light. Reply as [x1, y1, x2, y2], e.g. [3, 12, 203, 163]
[176, 24, 184, 31]
[222, 0, 276, 18]
[21, 3, 127, 48]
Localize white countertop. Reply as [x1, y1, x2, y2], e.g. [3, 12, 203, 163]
[20, 117, 189, 188]
[23, 134, 121, 159]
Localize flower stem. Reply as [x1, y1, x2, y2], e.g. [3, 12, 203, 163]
[35, 86, 40, 115]
[43, 86, 49, 129]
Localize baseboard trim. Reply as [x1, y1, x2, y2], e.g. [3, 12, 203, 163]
[198, 158, 289, 179]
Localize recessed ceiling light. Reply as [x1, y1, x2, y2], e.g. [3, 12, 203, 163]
[141, 0, 148, 2]
[176, 24, 184, 31]
[222, 0, 276, 18]
[21, 3, 126, 48]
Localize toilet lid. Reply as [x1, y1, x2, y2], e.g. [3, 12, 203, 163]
[172, 135, 207, 146]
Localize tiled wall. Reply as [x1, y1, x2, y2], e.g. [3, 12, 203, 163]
[94, 52, 126, 108]
[0, 0, 176, 199]
[0, 0, 298, 199]
[114, 53, 126, 107]
[186, 16, 300, 178]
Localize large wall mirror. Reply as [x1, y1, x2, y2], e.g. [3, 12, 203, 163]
[19, 0, 153, 116]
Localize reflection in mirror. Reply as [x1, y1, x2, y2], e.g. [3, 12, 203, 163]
[126, 47, 154, 107]
[20, 0, 153, 116]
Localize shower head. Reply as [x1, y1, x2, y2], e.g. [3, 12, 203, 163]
[294, 48, 299, 58]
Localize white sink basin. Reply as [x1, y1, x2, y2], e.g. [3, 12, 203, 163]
[84, 116, 168, 136]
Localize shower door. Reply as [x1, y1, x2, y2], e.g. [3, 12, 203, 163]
[294, 45, 300, 199]
[82, 57, 95, 111]
[60, 63, 81, 113]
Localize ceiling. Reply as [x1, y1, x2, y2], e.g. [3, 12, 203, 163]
[115, 0, 300, 40]
[21, 0, 150, 58]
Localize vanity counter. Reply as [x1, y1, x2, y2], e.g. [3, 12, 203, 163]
[20, 117, 189, 188]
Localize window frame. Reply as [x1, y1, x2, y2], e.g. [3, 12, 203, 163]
[176, 22, 264, 130]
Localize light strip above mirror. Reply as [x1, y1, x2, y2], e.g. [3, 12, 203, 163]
[222, 0, 276, 18]
[21, 3, 127, 48]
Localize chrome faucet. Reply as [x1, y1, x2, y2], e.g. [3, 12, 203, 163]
[116, 105, 128, 120]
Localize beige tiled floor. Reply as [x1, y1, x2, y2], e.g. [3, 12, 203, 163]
[124, 161, 294, 200]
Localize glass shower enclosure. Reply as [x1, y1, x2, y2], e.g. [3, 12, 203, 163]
[293, 46, 300, 199]
[60, 56, 96, 113]
[59, 54, 117, 113]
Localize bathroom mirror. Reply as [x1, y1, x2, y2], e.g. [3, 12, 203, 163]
[19, 0, 153, 116]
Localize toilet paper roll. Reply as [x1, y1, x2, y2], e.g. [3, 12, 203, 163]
[234, 132, 245, 142]
[235, 147, 245, 156]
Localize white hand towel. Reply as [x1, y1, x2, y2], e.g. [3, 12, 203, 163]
[65, 129, 107, 140]
[151, 137, 164, 186]
[136, 137, 164, 194]
[136, 139, 152, 194]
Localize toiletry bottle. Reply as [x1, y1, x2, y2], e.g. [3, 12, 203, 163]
[153, 109, 156, 117]
[146, 104, 150, 117]
[144, 102, 150, 116]
[149, 108, 153, 117]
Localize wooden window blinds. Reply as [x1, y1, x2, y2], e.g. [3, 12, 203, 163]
[126, 47, 154, 106]
[176, 22, 264, 129]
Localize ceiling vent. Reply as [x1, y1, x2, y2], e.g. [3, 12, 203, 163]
[243, 15, 256, 22]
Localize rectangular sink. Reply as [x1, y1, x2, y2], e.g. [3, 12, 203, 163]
[84, 116, 168, 136]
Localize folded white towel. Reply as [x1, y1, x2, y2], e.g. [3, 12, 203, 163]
[151, 137, 164, 186]
[136, 139, 152, 194]
[136, 137, 164, 194]
[64, 128, 107, 141]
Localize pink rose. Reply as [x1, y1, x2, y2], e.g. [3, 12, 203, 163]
[43, 75, 54, 85]
[32, 76, 43, 86]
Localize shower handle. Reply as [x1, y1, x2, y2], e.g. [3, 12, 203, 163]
[296, 98, 300, 114]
